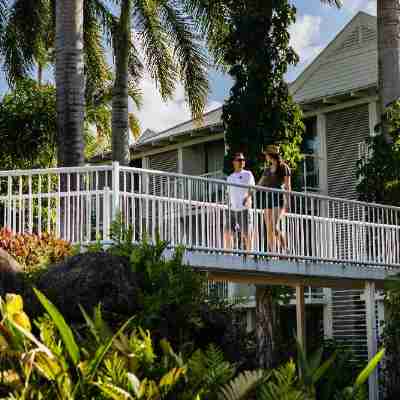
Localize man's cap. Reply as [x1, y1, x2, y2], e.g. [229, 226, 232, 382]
[232, 152, 246, 161]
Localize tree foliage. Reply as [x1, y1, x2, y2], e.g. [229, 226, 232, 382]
[0, 79, 56, 169]
[0, 78, 112, 169]
[357, 101, 400, 206]
[220, 0, 304, 175]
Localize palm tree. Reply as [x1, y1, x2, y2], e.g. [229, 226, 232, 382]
[0, 0, 117, 166]
[377, 0, 400, 138]
[110, 0, 209, 165]
[55, 0, 85, 167]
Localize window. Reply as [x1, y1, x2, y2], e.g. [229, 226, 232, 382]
[299, 117, 321, 192]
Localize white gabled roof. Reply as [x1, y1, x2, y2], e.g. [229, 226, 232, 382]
[134, 107, 223, 148]
[290, 11, 378, 104]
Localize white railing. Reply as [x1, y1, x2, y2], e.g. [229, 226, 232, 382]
[200, 170, 226, 180]
[0, 163, 399, 269]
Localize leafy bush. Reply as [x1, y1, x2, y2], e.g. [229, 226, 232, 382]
[357, 101, 400, 206]
[0, 290, 384, 400]
[0, 228, 72, 271]
[382, 275, 400, 398]
[0, 290, 236, 399]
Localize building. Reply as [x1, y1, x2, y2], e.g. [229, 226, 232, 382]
[113, 11, 382, 360]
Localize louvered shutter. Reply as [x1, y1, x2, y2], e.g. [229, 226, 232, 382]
[148, 151, 178, 196]
[326, 104, 373, 364]
[326, 104, 370, 199]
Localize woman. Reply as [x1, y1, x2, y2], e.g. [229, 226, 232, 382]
[257, 145, 291, 253]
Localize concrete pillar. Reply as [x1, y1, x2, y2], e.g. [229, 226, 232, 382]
[296, 285, 306, 351]
[365, 281, 379, 400]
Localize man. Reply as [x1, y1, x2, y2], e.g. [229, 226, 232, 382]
[224, 152, 255, 251]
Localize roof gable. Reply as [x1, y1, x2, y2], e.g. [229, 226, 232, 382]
[290, 12, 377, 103]
[135, 107, 223, 148]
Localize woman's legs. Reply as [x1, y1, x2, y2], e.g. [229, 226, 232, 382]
[263, 207, 287, 253]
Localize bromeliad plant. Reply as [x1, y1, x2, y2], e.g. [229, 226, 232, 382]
[0, 290, 236, 400]
[0, 228, 72, 272]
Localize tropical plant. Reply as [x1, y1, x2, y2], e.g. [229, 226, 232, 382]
[110, 0, 209, 165]
[382, 275, 400, 398]
[0, 0, 117, 167]
[0, 289, 237, 399]
[295, 336, 337, 398]
[0, 77, 114, 169]
[0, 78, 57, 169]
[259, 361, 306, 400]
[0, 228, 72, 272]
[357, 101, 400, 206]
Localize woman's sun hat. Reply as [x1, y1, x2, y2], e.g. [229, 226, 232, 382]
[263, 144, 280, 155]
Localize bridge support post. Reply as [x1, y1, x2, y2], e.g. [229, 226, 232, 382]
[296, 285, 306, 352]
[365, 281, 379, 400]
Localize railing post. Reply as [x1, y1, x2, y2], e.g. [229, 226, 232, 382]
[111, 161, 120, 223]
[7, 176, 12, 229]
[365, 281, 379, 400]
[103, 187, 111, 241]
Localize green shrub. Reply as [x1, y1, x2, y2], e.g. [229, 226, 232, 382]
[0, 290, 235, 399]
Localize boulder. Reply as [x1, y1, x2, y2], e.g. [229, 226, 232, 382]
[32, 252, 140, 321]
[0, 249, 23, 297]
[0, 248, 23, 273]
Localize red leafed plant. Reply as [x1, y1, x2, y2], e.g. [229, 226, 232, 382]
[0, 228, 72, 271]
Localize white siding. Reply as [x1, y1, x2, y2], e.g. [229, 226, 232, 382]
[293, 49, 377, 103]
[292, 14, 378, 104]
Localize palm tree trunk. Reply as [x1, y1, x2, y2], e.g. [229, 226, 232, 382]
[112, 0, 131, 166]
[55, 0, 85, 167]
[378, 0, 400, 137]
[38, 63, 43, 86]
[256, 285, 281, 369]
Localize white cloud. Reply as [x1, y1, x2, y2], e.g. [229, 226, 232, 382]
[132, 74, 221, 133]
[343, 0, 376, 15]
[289, 14, 324, 65]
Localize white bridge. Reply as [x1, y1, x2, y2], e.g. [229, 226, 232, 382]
[0, 162, 398, 399]
[0, 163, 398, 280]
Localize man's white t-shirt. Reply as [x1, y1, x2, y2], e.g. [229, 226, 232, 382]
[227, 170, 255, 211]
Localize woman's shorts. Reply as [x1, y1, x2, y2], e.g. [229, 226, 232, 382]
[258, 192, 284, 209]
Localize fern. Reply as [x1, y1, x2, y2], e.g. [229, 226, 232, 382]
[259, 361, 306, 400]
[219, 370, 266, 400]
[187, 344, 235, 399]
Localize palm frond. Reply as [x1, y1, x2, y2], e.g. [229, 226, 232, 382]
[181, 0, 229, 67]
[135, 0, 176, 100]
[88, 0, 118, 44]
[0, 0, 50, 85]
[128, 112, 141, 139]
[128, 79, 143, 109]
[320, 0, 342, 7]
[84, 0, 114, 105]
[219, 370, 266, 400]
[159, 0, 209, 119]
[128, 44, 143, 84]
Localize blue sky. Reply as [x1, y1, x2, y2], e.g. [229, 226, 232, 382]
[0, 0, 376, 133]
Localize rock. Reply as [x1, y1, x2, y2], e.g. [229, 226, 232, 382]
[32, 252, 140, 321]
[0, 248, 23, 273]
[0, 249, 23, 297]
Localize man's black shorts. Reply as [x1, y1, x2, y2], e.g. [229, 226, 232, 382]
[225, 209, 253, 235]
